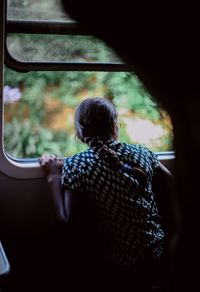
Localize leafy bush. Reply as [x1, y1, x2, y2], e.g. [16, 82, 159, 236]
[4, 65, 173, 158]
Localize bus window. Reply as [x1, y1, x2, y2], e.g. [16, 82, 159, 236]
[4, 0, 173, 160]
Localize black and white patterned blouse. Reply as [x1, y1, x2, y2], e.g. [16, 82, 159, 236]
[62, 140, 165, 266]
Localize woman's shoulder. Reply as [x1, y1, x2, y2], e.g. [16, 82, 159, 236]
[118, 142, 159, 170]
[62, 149, 95, 189]
[118, 142, 149, 154]
[64, 148, 97, 167]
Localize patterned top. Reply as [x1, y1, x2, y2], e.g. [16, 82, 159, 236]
[62, 140, 165, 266]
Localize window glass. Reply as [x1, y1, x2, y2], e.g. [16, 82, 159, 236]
[7, 34, 121, 63]
[4, 67, 173, 159]
[7, 0, 70, 22]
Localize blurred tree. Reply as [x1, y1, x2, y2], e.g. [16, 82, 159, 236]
[4, 66, 172, 158]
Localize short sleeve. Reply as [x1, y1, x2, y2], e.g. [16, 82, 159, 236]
[142, 147, 160, 173]
[61, 158, 83, 190]
[121, 143, 159, 174]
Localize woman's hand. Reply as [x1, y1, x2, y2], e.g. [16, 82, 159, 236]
[38, 153, 64, 177]
[39, 154, 68, 222]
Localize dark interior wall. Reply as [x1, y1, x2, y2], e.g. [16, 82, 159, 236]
[0, 156, 175, 291]
[0, 170, 110, 292]
[0, 172, 54, 235]
[0, 172, 68, 292]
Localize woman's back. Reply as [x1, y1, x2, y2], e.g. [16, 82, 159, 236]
[62, 140, 165, 266]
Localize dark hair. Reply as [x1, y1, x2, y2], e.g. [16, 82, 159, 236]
[75, 97, 118, 142]
[75, 97, 147, 184]
[74, 97, 122, 168]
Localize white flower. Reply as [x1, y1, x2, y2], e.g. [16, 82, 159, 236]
[3, 85, 21, 104]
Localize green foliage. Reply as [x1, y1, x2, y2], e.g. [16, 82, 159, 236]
[4, 67, 172, 158]
[4, 118, 61, 157]
[105, 72, 160, 121]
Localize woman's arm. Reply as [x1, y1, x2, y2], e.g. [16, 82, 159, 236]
[153, 162, 176, 235]
[46, 174, 68, 223]
[153, 162, 182, 259]
[39, 154, 78, 223]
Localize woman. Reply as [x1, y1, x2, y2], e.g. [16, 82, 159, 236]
[39, 97, 173, 291]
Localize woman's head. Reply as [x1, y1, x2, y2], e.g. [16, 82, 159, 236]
[74, 97, 118, 143]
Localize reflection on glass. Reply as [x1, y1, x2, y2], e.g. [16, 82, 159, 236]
[7, 0, 70, 21]
[4, 67, 173, 159]
[7, 34, 122, 63]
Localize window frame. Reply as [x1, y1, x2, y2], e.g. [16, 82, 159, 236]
[0, 0, 174, 179]
[5, 19, 131, 72]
